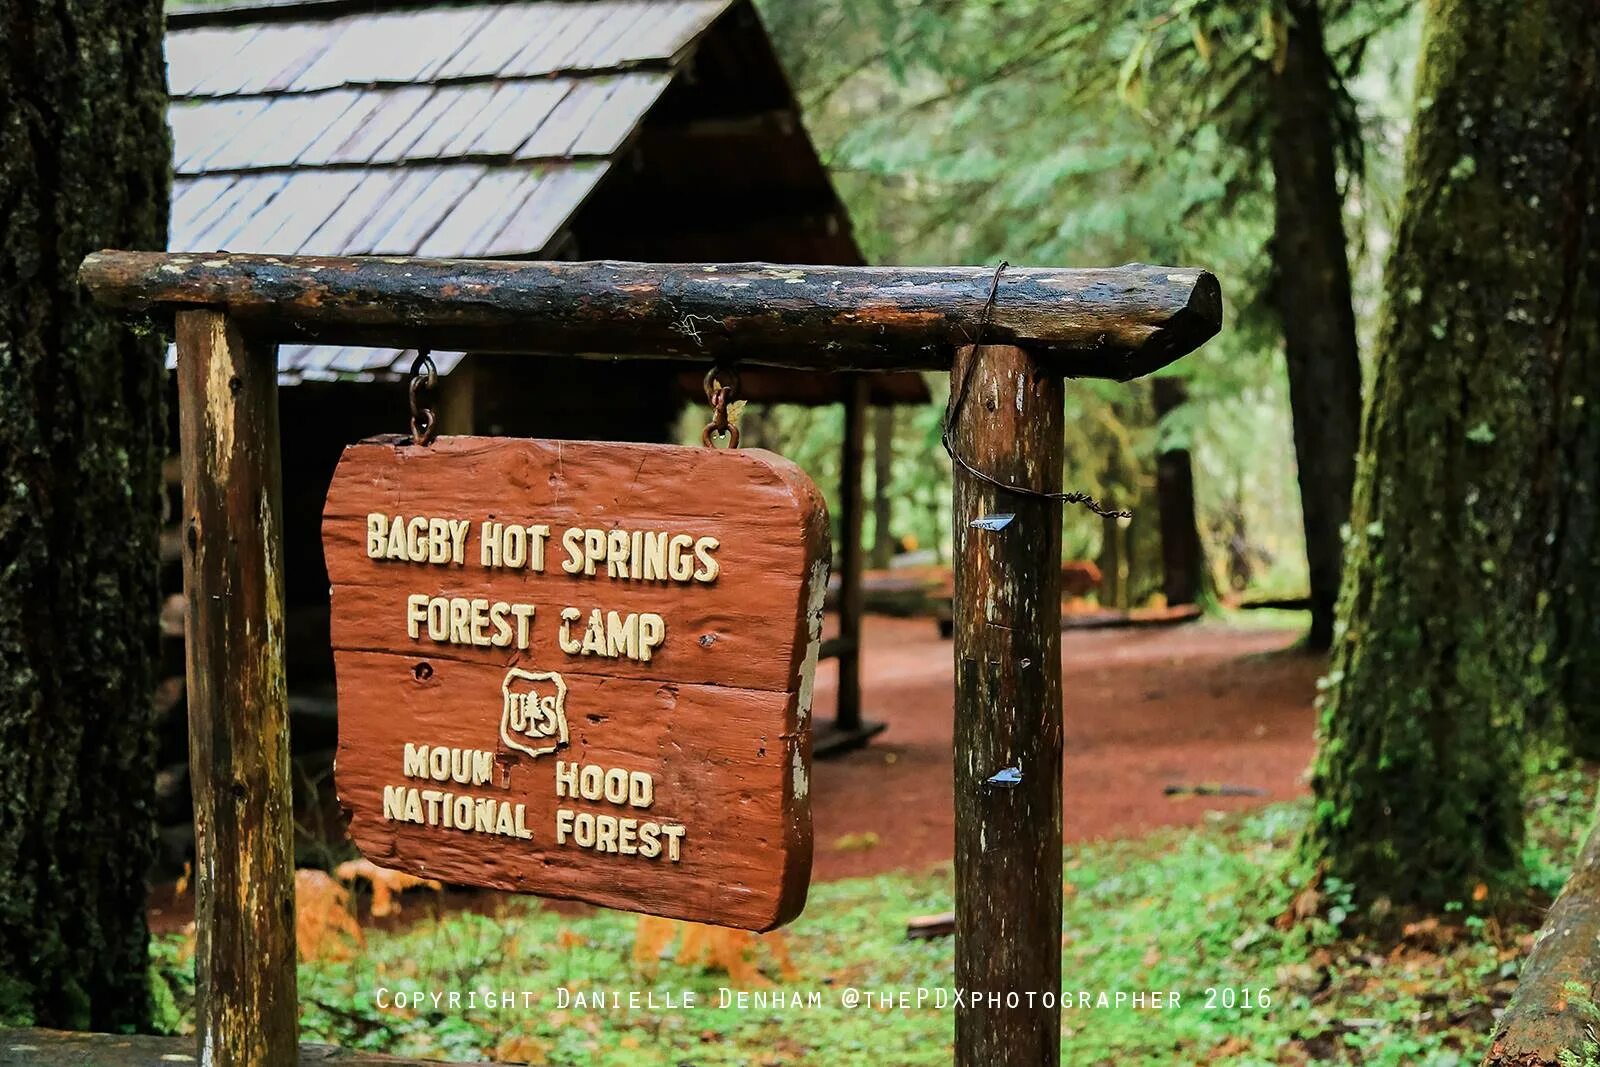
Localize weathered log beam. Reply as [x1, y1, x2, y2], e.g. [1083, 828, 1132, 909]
[79, 251, 1222, 379]
[1484, 811, 1600, 1067]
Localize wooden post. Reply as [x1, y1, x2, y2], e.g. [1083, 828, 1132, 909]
[872, 405, 896, 569]
[436, 356, 476, 435]
[175, 310, 297, 1066]
[837, 375, 868, 732]
[951, 343, 1065, 1066]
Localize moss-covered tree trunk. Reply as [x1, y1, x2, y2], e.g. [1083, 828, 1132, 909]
[1269, 0, 1364, 652]
[1305, 0, 1600, 916]
[0, 0, 170, 1030]
[1550, 219, 1600, 754]
[1549, 341, 1600, 758]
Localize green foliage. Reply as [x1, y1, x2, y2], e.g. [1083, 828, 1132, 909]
[1555, 982, 1600, 1067]
[148, 930, 196, 1036]
[749, 0, 1422, 593]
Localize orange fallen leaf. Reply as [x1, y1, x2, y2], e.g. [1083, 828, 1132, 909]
[295, 869, 363, 961]
[494, 1034, 549, 1065]
[764, 930, 801, 982]
[831, 831, 880, 852]
[632, 915, 677, 976]
[333, 858, 441, 917]
[636, 917, 797, 985]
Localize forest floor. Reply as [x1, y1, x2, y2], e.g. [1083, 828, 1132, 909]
[143, 617, 1593, 1064]
[149, 767, 1596, 1066]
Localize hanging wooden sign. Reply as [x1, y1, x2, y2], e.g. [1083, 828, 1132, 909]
[322, 436, 828, 931]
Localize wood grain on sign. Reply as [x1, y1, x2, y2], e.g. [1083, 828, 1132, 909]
[323, 436, 828, 931]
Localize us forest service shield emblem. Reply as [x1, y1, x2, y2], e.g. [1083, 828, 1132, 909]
[500, 667, 568, 758]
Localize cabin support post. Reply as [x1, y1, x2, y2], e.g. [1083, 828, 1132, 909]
[951, 343, 1065, 1066]
[872, 405, 896, 569]
[815, 374, 886, 756]
[175, 310, 298, 1067]
[837, 374, 868, 731]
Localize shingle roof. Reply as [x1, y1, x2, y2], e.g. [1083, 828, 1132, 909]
[160, 1, 926, 406]
[167, 0, 728, 258]
[165, 0, 731, 380]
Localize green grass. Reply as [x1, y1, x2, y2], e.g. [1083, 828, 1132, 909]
[150, 766, 1599, 1065]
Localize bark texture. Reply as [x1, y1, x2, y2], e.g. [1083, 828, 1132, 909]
[80, 253, 1223, 378]
[0, 0, 170, 1031]
[1549, 141, 1600, 757]
[176, 312, 297, 1063]
[1484, 804, 1600, 1066]
[1269, 0, 1364, 651]
[951, 345, 1064, 1065]
[1306, 0, 1600, 916]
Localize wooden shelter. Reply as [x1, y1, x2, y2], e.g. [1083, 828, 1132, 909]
[160, 0, 923, 766]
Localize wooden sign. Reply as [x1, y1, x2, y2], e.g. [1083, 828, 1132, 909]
[322, 436, 828, 931]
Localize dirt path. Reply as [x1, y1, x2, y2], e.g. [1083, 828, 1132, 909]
[808, 615, 1323, 881]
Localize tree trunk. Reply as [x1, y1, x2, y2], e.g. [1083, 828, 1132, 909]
[1555, 403, 1600, 757]
[1485, 804, 1600, 1066]
[1098, 512, 1127, 610]
[1550, 194, 1600, 755]
[0, 0, 170, 1031]
[1305, 0, 1600, 918]
[1269, 0, 1364, 651]
[1153, 378, 1206, 606]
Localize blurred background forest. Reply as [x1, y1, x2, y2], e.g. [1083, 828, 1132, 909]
[741, 0, 1418, 608]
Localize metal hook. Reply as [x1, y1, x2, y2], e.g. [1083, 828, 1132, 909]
[408, 350, 438, 446]
[701, 365, 741, 448]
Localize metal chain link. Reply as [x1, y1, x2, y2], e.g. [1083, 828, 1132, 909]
[408, 350, 438, 446]
[701, 366, 741, 448]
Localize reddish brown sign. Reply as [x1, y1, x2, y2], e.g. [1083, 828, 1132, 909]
[322, 436, 828, 931]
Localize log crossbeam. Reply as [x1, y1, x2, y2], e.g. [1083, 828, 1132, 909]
[79, 252, 1221, 378]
